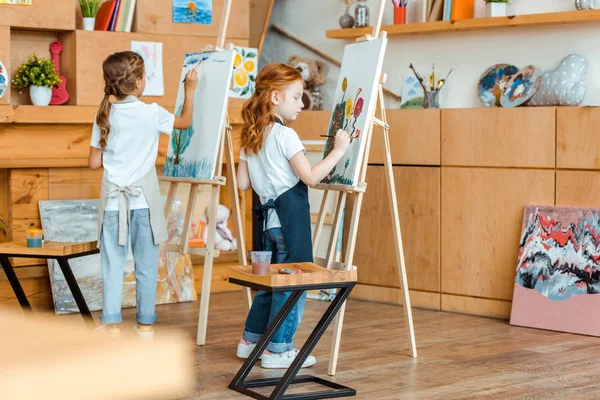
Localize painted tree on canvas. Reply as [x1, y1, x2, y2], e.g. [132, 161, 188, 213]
[171, 107, 194, 165]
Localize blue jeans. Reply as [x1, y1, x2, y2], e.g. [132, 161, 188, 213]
[243, 227, 307, 353]
[100, 209, 159, 325]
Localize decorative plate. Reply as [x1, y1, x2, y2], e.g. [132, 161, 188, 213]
[478, 64, 519, 107]
[0, 61, 7, 99]
[500, 65, 542, 108]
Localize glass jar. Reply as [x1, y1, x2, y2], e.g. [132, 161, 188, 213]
[354, 0, 370, 28]
[311, 86, 324, 110]
[26, 228, 43, 248]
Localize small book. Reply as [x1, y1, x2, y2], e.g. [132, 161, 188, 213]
[94, 0, 117, 31]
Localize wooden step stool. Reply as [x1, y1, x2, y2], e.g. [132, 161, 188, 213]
[228, 262, 357, 400]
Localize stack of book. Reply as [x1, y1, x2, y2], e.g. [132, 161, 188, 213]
[94, 0, 137, 32]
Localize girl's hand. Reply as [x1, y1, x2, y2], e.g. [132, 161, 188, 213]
[333, 129, 350, 153]
[184, 70, 198, 92]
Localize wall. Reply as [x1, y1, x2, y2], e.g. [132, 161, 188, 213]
[261, 0, 600, 109]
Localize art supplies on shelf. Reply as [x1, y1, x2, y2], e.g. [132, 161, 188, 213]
[408, 62, 455, 108]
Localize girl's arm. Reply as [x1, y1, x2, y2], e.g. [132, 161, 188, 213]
[174, 70, 198, 130]
[237, 160, 252, 191]
[88, 146, 103, 170]
[289, 129, 350, 187]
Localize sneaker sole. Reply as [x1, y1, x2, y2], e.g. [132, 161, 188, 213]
[237, 345, 262, 360]
[261, 357, 316, 369]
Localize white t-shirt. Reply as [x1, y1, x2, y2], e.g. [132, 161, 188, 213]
[91, 99, 175, 211]
[240, 123, 305, 229]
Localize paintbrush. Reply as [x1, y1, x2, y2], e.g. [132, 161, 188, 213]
[409, 63, 428, 92]
[182, 59, 206, 83]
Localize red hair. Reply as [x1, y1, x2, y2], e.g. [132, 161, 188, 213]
[241, 63, 303, 156]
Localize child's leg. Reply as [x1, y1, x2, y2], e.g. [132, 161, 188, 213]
[243, 235, 276, 342]
[100, 211, 129, 325]
[130, 208, 159, 325]
[264, 228, 307, 353]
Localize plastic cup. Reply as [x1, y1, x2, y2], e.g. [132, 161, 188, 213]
[26, 229, 43, 248]
[250, 251, 272, 275]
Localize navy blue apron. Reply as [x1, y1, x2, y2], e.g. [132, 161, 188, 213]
[253, 180, 313, 264]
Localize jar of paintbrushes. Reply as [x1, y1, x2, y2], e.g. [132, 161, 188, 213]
[392, 0, 407, 25]
[408, 63, 454, 109]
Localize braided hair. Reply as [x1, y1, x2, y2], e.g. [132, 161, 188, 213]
[96, 51, 145, 148]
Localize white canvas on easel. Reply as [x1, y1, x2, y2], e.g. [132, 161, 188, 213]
[164, 51, 235, 179]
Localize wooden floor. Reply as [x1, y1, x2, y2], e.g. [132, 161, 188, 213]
[90, 292, 600, 399]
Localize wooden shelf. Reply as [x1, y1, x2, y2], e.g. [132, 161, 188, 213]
[326, 9, 600, 39]
[0, 102, 245, 124]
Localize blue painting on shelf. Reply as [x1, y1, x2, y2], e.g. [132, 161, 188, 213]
[172, 0, 212, 25]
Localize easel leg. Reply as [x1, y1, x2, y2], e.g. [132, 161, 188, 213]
[378, 87, 417, 358]
[324, 193, 346, 269]
[180, 183, 200, 255]
[328, 190, 365, 376]
[224, 126, 252, 312]
[197, 184, 221, 345]
[312, 190, 329, 255]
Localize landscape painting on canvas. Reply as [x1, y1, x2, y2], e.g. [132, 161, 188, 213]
[164, 50, 235, 179]
[321, 38, 387, 186]
[39, 199, 196, 314]
[510, 205, 600, 336]
[172, 0, 212, 25]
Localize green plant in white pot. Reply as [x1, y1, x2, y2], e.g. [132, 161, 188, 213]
[79, 0, 101, 31]
[485, 0, 509, 18]
[12, 54, 60, 106]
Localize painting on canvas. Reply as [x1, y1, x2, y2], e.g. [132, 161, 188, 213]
[229, 46, 257, 99]
[321, 38, 387, 186]
[164, 50, 235, 179]
[131, 41, 164, 97]
[172, 0, 212, 25]
[510, 205, 600, 336]
[0, 0, 31, 4]
[400, 74, 424, 109]
[39, 199, 196, 314]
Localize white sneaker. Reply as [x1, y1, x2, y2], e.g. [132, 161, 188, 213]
[134, 324, 154, 340]
[237, 341, 263, 359]
[261, 349, 316, 369]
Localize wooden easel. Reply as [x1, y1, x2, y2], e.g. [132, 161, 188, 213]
[159, 0, 251, 346]
[311, 0, 417, 376]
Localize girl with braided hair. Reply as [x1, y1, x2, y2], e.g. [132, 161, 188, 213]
[88, 51, 198, 339]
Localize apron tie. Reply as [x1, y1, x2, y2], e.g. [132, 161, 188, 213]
[106, 185, 142, 246]
[252, 199, 276, 250]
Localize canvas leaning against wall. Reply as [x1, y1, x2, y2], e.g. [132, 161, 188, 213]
[510, 205, 600, 337]
[164, 50, 235, 179]
[39, 199, 197, 314]
[321, 38, 388, 186]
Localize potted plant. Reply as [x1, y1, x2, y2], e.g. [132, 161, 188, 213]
[485, 0, 509, 18]
[79, 0, 101, 31]
[12, 54, 60, 106]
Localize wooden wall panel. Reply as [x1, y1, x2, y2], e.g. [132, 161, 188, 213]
[556, 170, 600, 208]
[0, 124, 90, 167]
[351, 284, 441, 311]
[0, 0, 75, 30]
[345, 166, 440, 293]
[370, 109, 440, 165]
[133, 0, 249, 39]
[441, 294, 511, 319]
[441, 167, 555, 301]
[441, 108, 555, 168]
[557, 107, 600, 169]
[72, 30, 249, 107]
[287, 110, 332, 141]
[0, 26, 10, 105]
